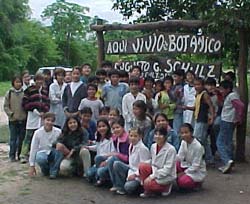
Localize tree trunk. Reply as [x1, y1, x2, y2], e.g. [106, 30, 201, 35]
[236, 28, 249, 162]
[96, 31, 105, 68]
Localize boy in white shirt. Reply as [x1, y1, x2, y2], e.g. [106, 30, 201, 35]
[29, 112, 63, 179]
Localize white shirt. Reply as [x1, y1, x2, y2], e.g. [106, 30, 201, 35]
[127, 140, 151, 178]
[29, 126, 61, 166]
[88, 138, 116, 156]
[70, 81, 82, 96]
[177, 138, 207, 182]
[221, 92, 238, 122]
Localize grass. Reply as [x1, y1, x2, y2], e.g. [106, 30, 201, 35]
[0, 81, 11, 97]
[0, 125, 9, 143]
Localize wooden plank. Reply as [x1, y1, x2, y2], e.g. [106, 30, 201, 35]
[105, 33, 223, 55]
[90, 20, 207, 31]
[114, 58, 222, 82]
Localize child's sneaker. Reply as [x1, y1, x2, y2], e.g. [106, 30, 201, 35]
[116, 189, 126, 195]
[161, 184, 172, 197]
[222, 160, 234, 174]
[140, 191, 155, 198]
[109, 187, 118, 192]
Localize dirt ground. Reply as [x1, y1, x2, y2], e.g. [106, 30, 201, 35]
[0, 142, 249, 204]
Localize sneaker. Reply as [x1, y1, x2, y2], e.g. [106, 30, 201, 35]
[94, 180, 103, 187]
[140, 191, 155, 198]
[20, 158, 27, 164]
[110, 187, 118, 192]
[116, 189, 126, 195]
[161, 184, 173, 197]
[222, 160, 234, 174]
[49, 174, 57, 179]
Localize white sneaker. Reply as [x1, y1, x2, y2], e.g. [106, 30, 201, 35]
[161, 184, 173, 197]
[110, 187, 118, 192]
[222, 160, 234, 174]
[140, 192, 155, 198]
[116, 189, 126, 195]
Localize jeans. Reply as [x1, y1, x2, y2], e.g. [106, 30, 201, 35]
[113, 161, 141, 194]
[36, 149, 64, 176]
[86, 155, 107, 182]
[216, 120, 235, 164]
[194, 122, 213, 162]
[8, 121, 26, 159]
[20, 129, 36, 158]
[173, 112, 183, 133]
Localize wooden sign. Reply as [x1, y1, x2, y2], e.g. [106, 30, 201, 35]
[114, 59, 222, 81]
[106, 33, 222, 55]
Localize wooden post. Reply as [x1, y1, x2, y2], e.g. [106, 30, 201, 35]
[97, 31, 105, 68]
[96, 19, 105, 68]
[236, 28, 249, 162]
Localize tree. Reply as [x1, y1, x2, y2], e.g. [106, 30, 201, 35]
[42, 0, 92, 65]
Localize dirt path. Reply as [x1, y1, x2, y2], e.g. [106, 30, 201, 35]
[0, 143, 249, 204]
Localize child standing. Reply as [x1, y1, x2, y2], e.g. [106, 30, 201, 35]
[28, 113, 63, 179]
[4, 76, 27, 161]
[49, 68, 67, 128]
[80, 107, 96, 142]
[132, 100, 153, 146]
[80, 63, 92, 84]
[102, 69, 129, 113]
[62, 66, 87, 118]
[78, 83, 104, 122]
[139, 127, 176, 197]
[20, 73, 50, 163]
[112, 128, 151, 195]
[56, 116, 89, 177]
[158, 76, 176, 127]
[217, 80, 244, 174]
[176, 123, 206, 190]
[130, 66, 144, 90]
[183, 70, 196, 125]
[122, 77, 146, 131]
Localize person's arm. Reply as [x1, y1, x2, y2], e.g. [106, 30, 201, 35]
[29, 131, 40, 176]
[122, 95, 130, 123]
[203, 92, 215, 124]
[3, 91, 13, 118]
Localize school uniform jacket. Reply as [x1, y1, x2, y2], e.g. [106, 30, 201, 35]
[88, 138, 116, 157]
[177, 138, 206, 182]
[148, 142, 177, 185]
[127, 140, 151, 178]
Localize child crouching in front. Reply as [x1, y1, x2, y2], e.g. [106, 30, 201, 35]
[112, 128, 151, 195]
[176, 123, 206, 190]
[29, 113, 63, 179]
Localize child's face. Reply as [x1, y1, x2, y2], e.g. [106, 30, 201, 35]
[44, 117, 54, 131]
[194, 80, 203, 93]
[108, 110, 119, 122]
[120, 76, 129, 83]
[131, 68, 140, 77]
[155, 83, 163, 93]
[64, 72, 72, 83]
[81, 113, 92, 122]
[97, 121, 108, 136]
[155, 116, 168, 129]
[154, 131, 166, 146]
[112, 123, 124, 136]
[97, 75, 106, 83]
[129, 130, 141, 145]
[22, 73, 30, 84]
[87, 87, 97, 98]
[180, 126, 192, 142]
[68, 118, 78, 132]
[129, 82, 139, 93]
[144, 80, 153, 90]
[99, 111, 109, 119]
[72, 69, 80, 82]
[102, 66, 112, 72]
[35, 79, 44, 88]
[220, 87, 230, 97]
[44, 73, 51, 81]
[163, 80, 172, 91]
[82, 65, 91, 76]
[13, 79, 23, 90]
[186, 72, 194, 83]
[56, 73, 64, 84]
[110, 74, 119, 86]
[132, 106, 142, 118]
[205, 84, 215, 93]
[173, 74, 182, 84]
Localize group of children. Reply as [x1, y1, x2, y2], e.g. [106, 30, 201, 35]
[3, 62, 244, 198]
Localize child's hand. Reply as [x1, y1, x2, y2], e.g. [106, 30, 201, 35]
[100, 161, 107, 167]
[127, 174, 136, 181]
[29, 166, 37, 177]
[144, 177, 152, 185]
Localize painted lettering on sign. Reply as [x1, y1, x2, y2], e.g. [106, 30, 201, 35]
[114, 59, 221, 82]
[106, 33, 222, 55]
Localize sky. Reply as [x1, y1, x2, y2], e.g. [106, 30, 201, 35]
[28, 0, 126, 23]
